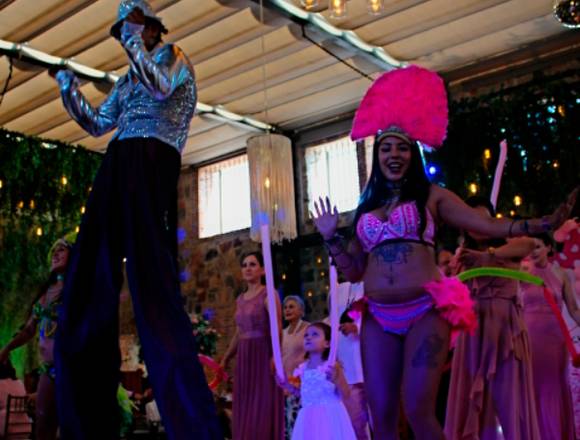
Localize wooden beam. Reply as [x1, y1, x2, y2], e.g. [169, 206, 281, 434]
[442, 30, 580, 90]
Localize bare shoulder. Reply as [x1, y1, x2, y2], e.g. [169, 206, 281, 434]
[426, 184, 449, 220]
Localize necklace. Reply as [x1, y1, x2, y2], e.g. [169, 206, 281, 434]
[382, 180, 405, 215]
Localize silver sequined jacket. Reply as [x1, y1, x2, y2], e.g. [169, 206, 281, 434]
[56, 34, 196, 153]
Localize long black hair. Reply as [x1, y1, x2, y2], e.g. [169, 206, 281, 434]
[352, 138, 431, 238]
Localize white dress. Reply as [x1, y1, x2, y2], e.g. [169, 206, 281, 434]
[291, 361, 357, 440]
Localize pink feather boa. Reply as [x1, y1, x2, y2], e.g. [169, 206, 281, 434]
[350, 65, 448, 148]
[424, 277, 477, 345]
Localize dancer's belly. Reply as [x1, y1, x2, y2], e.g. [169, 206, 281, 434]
[363, 242, 440, 304]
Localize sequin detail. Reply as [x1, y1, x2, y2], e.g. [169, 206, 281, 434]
[356, 202, 435, 252]
[57, 41, 196, 153]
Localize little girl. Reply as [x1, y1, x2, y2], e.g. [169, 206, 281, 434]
[277, 322, 357, 440]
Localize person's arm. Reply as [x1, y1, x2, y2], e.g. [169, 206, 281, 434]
[433, 185, 578, 237]
[53, 69, 120, 137]
[0, 317, 38, 363]
[327, 362, 351, 401]
[561, 268, 580, 327]
[119, 21, 194, 100]
[456, 237, 536, 268]
[220, 329, 239, 369]
[312, 197, 367, 282]
[275, 374, 300, 397]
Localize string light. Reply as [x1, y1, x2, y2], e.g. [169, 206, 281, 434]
[510, 210, 516, 217]
[75, 226, 80, 233]
[36, 227, 42, 236]
[17, 201, 24, 209]
[281, 273, 287, 280]
[80, 206, 86, 214]
[29, 200, 35, 209]
[514, 195, 522, 207]
[496, 213, 503, 218]
[61, 176, 68, 186]
[264, 177, 271, 189]
[307, 290, 313, 297]
[329, 0, 347, 18]
[469, 183, 478, 194]
[367, 0, 384, 15]
[300, 0, 318, 9]
[316, 257, 322, 264]
[558, 105, 566, 117]
[484, 149, 491, 160]
[553, 161, 559, 168]
[320, 271, 325, 277]
[0, 179, 3, 189]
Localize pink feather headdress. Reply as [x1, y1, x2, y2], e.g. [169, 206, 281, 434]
[350, 65, 448, 149]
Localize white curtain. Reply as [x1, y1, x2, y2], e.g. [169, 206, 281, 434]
[305, 136, 360, 214]
[198, 155, 251, 238]
[247, 134, 297, 243]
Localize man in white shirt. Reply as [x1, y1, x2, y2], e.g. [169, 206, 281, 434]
[327, 282, 370, 440]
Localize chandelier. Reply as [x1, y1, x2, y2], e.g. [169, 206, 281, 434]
[553, 0, 580, 28]
[301, 0, 384, 18]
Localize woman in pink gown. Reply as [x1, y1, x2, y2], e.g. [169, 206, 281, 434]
[221, 251, 284, 440]
[521, 234, 580, 439]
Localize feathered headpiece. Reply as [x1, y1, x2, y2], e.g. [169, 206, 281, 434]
[350, 65, 448, 149]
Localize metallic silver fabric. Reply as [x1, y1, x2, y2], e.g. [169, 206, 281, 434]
[56, 36, 196, 153]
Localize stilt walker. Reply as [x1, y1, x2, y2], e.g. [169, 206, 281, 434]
[52, 1, 222, 438]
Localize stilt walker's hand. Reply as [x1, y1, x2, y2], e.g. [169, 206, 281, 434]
[312, 197, 339, 241]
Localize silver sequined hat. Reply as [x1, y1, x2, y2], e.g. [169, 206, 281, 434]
[110, 0, 167, 39]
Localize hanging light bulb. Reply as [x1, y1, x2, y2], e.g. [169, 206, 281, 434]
[553, 0, 580, 28]
[367, 0, 384, 15]
[301, 0, 318, 10]
[329, 0, 347, 19]
[469, 183, 478, 194]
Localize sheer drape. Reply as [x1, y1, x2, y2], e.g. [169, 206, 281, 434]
[305, 137, 360, 214]
[198, 155, 251, 238]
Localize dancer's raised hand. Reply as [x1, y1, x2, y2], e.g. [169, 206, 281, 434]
[545, 187, 579, 231]
[311, 197, 339, 240]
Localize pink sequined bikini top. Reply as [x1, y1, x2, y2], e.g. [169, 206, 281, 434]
[356, 201, 435, 252]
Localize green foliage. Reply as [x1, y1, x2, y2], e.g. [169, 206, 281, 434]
[430, 71, 579, 218]
[0, 128, 101, 376]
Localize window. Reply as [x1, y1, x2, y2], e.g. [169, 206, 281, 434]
[305, 136, 360, 214]
[198, 155, 251, 238]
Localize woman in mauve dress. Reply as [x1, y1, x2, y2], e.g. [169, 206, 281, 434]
[521, 233, 580, 439]
[221, 251, 284, 440]
[445, 197, 541, 440]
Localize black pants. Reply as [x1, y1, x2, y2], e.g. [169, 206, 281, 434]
[55, 138, 222, 440]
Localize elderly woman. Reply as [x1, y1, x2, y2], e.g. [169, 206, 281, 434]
[282, 295, 309, 439]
